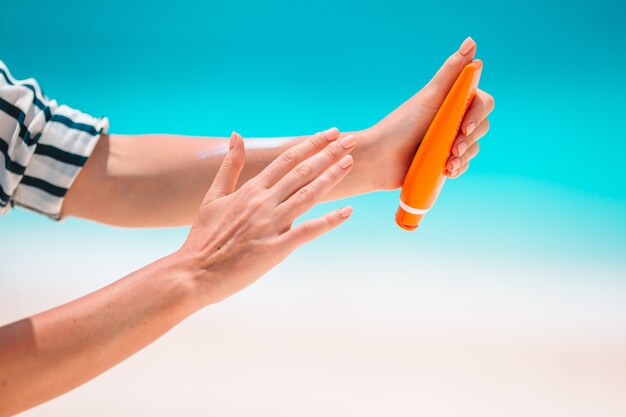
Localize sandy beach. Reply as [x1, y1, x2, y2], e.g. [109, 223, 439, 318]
[3, 240, 625, 417]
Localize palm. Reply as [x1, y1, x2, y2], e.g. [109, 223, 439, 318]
[372, 89, 450, 189]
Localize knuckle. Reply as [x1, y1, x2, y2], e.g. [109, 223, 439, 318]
[300, 222, 313, 237]
[220, 156, 234, 169]
[257, 218, 273, 233]
[293, 162, 311, 178]
[231, 149, 245, 164]
[280, 150, 296, 165]
[203, 191, 221, 203]
[485, 93, 495, 109]
[240, 180, 255, 191]
[419, 90, 441, 112]
[443, 57, 458, 73]
[310, 132, 327, 149]
[240, 181, 259, 195]
[297, 187, 314, 202]
[464, 147, 477, 163]
[483, 118, 490, 132]
[325, 165, 340, 181]
[264, 237, 280, 252]
[271, 237, 291, 254]
[247, 196, 264, 210]
[325, 213, 337, 228]
[323, 144, 339, 160]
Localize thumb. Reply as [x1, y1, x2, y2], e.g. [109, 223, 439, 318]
[423, 37, 477, 103]
[204, 131, 246, 202]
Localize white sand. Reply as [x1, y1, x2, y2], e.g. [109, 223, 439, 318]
[3, 241, 626, 417]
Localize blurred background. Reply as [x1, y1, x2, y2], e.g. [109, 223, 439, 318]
[1, 0, 625, 416]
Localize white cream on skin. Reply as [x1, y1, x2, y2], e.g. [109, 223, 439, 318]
[196, 137, 296, 160]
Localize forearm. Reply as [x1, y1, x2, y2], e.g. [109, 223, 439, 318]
[62, 129, 387, 227]
[0, 254, 199, 417]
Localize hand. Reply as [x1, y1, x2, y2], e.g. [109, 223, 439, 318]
[363, 37, 495, 188]
[176, 128, 356, 306]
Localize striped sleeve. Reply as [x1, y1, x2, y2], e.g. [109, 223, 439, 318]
[0, 60, 108, 220]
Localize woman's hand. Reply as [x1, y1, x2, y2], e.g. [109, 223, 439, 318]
[361, 37, 494, 188]
[176, 128, 356, 306]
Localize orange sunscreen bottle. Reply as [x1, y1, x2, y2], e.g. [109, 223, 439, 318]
[395, 60, 483, 231]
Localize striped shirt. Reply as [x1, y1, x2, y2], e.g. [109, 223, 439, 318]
[0, 60, 108, 220]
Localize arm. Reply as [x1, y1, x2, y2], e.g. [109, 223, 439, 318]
[0, 255, 198, 417]
[0, 130, 357, 416]
[61, 129, 378, 227]
[62, 38, 495, 227]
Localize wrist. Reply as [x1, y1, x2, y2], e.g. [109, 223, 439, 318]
[353, 126, 399, 192]
[156, 250, 208, 314]
[166, 246, 231, 310]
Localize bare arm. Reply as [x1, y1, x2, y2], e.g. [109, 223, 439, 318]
[61, 40, 495, 227]
[0, 255, 198, 417]
[0, 131, 357, 416]
[62, 129, 381, 227]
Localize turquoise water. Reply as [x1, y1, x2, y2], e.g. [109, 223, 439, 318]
[1, 1, 625, 276]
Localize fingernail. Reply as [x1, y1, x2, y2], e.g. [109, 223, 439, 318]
[457, 141, 468, 156]
[229, 131, 237, 150]
[338, 206, 353, 218]
[465, 122, 476, 136]
[338, 154, 353, 169]
[321, 127, 339, 141]
[459, 37, 475, 56]
[448, 157, 461, 171]
[339, 134, 356, 149]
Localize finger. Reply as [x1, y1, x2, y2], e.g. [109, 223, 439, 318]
[460, 89, 494, 137]
[446, 142, 479, 172]
[446, 162, 470, 179]
[451, 118, 489, 157]
[255, 127, 340, 187]
[271, 134, 357, 202]
[204, 132, 245, 202]
[423, 37, 477, 103]
[276, 206, 353, 250]
[276, 154, 354, 221]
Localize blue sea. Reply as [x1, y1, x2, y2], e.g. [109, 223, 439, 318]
[2, 0, 624, 266]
